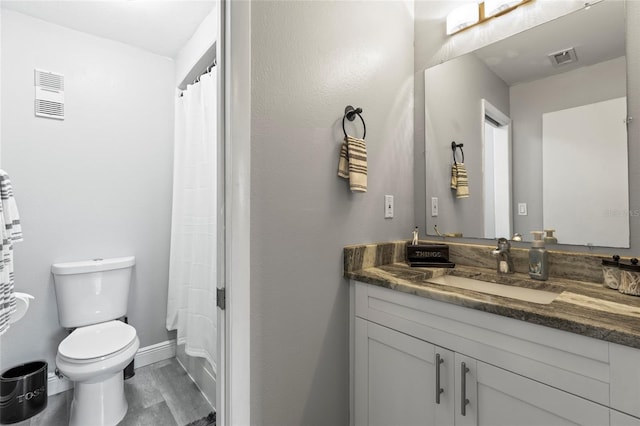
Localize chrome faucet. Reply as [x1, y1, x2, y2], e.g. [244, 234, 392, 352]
[492, 238, 514, 274]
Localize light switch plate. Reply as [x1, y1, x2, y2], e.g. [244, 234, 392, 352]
[518, 203, 528, 216]
[431, 197, 438, 217]
[385, 195, 394, 218]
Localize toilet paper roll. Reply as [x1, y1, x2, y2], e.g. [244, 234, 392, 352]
[9, 292, 35, 324]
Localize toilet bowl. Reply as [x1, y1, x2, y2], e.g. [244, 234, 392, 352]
[56, 321, 140, 426]
[52, 256, 137, 426]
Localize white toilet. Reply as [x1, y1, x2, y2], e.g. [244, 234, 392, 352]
[52, 256, 139, 426]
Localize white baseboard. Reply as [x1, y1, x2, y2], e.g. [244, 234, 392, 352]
[134, 339, 177, 369]
[47, 339, 177, 396]
[47, 373, 73, 396]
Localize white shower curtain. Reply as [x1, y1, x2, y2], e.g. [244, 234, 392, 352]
[166, 71, 217, 373]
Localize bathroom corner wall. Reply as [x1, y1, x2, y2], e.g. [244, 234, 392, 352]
[0, 10, 175, 371]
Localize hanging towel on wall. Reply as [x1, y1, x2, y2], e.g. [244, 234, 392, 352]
[451, 162, 470, 198]
[338, 135, 367, 192]
[0, 170, 23, 336]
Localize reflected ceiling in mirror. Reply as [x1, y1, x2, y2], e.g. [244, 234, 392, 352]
[424, 0, 628, 248]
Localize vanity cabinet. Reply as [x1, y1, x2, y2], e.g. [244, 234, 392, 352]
[354, 318, 608, 426]
[350, 281, 640, 426]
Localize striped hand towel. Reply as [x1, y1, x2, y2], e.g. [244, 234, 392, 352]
[337, 136, 367, 192]
[450, 163, 458, 189]
[451, 162, 470, 199]
[0, 170, 23, 336]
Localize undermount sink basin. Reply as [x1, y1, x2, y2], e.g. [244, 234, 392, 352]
[426, 274, 562, 305]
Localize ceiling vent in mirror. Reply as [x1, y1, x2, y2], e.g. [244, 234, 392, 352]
[34, 69, 65, 120]
[548, 48, 578, 68]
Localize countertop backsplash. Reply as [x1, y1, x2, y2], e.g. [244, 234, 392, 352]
[344, 240, 629, 284]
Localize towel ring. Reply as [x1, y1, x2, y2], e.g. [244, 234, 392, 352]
[342, 105, 366, 139]
[451, 141, 464, 164]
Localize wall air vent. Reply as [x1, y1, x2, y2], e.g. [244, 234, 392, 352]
[34, 69, 65, 120]
[548, 48, 578, 68]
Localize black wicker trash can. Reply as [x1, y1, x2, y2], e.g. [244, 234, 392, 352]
[0, 361, 47, 424]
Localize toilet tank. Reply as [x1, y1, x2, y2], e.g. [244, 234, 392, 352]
[52, 256, 135, 328]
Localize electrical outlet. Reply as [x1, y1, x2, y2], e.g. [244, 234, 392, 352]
[431, 197, 438, 217]
[385, 195, 394, 219]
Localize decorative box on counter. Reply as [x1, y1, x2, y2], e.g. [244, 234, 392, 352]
[619, 258, 640, 296]
[406, 243, 455, 268]
[602, 255, 621, 290]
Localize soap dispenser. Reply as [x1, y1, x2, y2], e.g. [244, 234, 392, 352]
[544, 229, 557, 245]
[529, 231, 548, 281]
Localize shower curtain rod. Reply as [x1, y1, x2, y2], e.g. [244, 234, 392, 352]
[179, 58, 217, 97]
[195, 58, 217, 83]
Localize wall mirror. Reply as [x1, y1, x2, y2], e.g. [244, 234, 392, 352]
[424, 0, 629, 247]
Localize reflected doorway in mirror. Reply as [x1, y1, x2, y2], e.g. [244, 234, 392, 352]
[482, 99, 512, 240]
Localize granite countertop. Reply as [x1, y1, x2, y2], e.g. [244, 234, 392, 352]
[345, 242, 640, 349]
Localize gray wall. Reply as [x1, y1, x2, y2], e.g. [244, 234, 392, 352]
[0, 10, 175, 370]
[424, 53, 509, 238]
[250, 1, 414, 424]
[511, 57, 626, 239]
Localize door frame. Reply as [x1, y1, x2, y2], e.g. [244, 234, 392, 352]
[481, 98, 512, 240]
[218, 1, 252, 425]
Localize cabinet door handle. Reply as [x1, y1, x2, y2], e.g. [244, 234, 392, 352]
[461, 362, 470, 416]
[435, 353, 444, 404]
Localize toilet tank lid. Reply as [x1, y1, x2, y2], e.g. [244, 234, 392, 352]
[52, 256, 135, 275]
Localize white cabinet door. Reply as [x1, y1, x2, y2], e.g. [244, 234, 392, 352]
[468, 360, 610, 426]
[354, 318, 454, 426]
[610, 343, 640, 419]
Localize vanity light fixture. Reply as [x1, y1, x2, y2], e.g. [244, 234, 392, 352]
[446, 3, 480, 35]
[484, 0, 524, 18]
[446, 0, 532, 36]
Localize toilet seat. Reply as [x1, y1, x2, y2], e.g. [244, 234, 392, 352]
[58, 320, 137, 362]
[55, 330, 140, 426]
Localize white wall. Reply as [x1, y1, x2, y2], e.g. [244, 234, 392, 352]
[542, 97, 628, 247]
[175, 5, 217, 88]
[510, 56, 626, 239]
[0, 10, 175, 371]
[249, 1, 414, 424]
